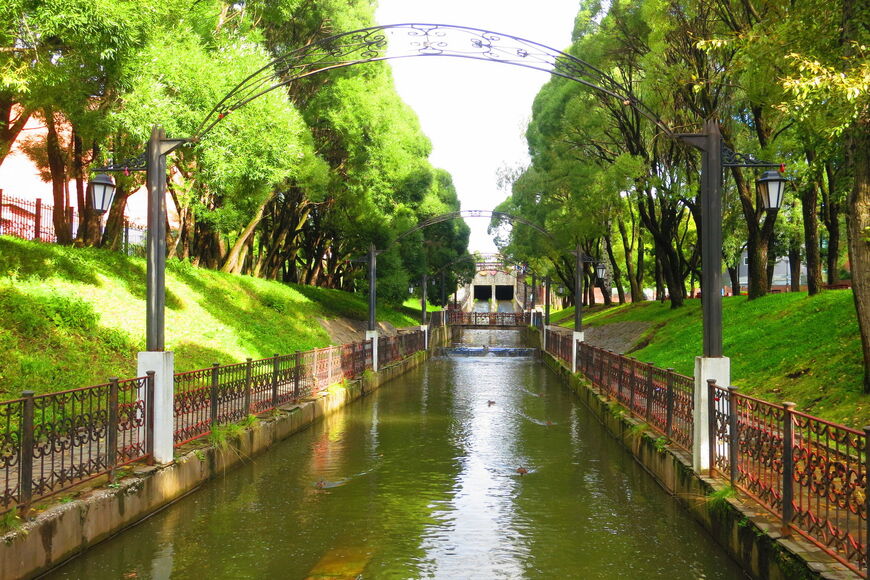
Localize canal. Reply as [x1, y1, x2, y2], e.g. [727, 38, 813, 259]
[48, 330, 744, 579]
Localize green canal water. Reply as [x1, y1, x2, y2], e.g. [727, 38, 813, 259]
[48, 330, 745, 579]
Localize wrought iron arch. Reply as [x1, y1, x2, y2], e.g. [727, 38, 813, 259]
[389, 209, 554, 249]
[193, 23, 673, 140]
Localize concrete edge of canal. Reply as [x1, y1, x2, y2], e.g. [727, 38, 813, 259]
[540, 347, 859, 580]
[1, 326, 450, 580]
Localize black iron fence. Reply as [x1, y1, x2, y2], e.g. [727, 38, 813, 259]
[710, 381, 868, 575]
[1, 330, 425, 516]
[0, 191, 147, 254]
[542, 328, 868, 574]
[448, 311, 527, 326]
[0, 375, 152, 515]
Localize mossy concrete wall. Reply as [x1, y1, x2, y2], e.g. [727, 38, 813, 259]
[542, 352, 858, 580]
[1, 346, 435, 580]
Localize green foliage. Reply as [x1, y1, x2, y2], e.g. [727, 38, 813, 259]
[707, 486, 737, 518]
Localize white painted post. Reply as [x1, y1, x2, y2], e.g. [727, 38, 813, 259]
[366, 330, 379, 372]
[138, 351, 175, 464]
[421, 324, 429, 350]
[572, 331, 585, 373]
[693, 356, 730, 473]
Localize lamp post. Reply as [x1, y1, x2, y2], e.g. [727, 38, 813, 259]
[89, 125, 187, 465]
[570, 244, 606, 372]
[677, 119, 788, 471]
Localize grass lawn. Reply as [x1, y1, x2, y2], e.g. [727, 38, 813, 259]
[550, 292, 865, 428]
[0, 236, 421, 398]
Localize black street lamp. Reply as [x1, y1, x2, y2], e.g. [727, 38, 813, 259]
[677, 119, 787, 471]
[88, 174, 116, 215]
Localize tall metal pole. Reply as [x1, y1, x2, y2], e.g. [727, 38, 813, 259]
[440, 271, 446, 307]
[678, 118, 723, 357]
[702, 119, 723, 358]
[544, 275, 551, 326]
[367, 244, 377, 332]
[531, 273, 536, 310]
[145, 126, 166, 352]
[421, 273, 428, 325]
[574, 245, 584, 333]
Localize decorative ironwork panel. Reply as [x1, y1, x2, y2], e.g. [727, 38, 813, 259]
[214, 362, 249, 426]
[173, 368, 212, 445]
[0, 398, 23, 511]
[29, 385, 111, 498]
[790, 410, 866, 571]
[734, 394, 786, 513]
[115, 377, 148, 464]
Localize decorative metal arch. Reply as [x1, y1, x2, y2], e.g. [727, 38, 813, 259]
[389, 209, 553, 249]
[431, 252, 531, 276]
[193, 23, 673, 140]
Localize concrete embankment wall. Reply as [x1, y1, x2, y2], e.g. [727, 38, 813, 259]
[541, 349, 852, 580]
[1, 326, 449, 580]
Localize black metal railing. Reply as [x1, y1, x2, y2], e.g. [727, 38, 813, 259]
[710, 381, 868, 575]
[543, 331, 867, 574]
[0, 330, 426, 515]
[448, 311, 526, 326]
[0, 374, 153, 514]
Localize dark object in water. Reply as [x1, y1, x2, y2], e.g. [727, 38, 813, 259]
[487, 400, 496, 406]
[516, 466, 528, 475]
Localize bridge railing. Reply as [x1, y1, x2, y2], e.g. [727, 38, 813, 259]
[544, 330, 868, 575]
[0, 329, 426, 516]
[448, 311, 526, 326]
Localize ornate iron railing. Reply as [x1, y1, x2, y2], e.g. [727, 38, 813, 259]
[710, 381, 869, 574]
[448, 311, 526, 326]
[1, 330, 425, 515]
[569, 341, 694, 452]
[0, 191, 147, 253]
[0, 375, 152, 514]
[543, 331, 868, 573]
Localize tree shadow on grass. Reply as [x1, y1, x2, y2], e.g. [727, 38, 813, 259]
[0, 237, 182, 308]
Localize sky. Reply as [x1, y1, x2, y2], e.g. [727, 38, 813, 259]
[374, 1, 580, 253]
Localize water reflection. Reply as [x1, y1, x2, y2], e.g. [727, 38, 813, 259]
[47, 348, 745, 579]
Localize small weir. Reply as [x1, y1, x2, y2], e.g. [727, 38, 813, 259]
[46, 328, 745, 579]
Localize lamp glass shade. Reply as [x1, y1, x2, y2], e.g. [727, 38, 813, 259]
[88, 173, 116, 215]
[596, 263, 606, 280]
[757, 170, 787, 211]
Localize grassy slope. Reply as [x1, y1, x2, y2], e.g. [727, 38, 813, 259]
[0, 236, 421, 399]
[551, 293, 865, 427]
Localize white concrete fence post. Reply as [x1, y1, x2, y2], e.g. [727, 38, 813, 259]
[138, 351, 175, 464]
[366, 330, 379, 372]
[572, 331, 584, 373]
[693, 356, 730, 473]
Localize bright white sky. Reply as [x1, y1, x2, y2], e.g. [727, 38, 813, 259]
[375, 1, 579, 252]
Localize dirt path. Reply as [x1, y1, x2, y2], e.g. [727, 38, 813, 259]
[552, 321, 650, 355]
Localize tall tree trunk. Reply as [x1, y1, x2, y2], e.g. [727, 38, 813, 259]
[788, 243, 801, 292]
[617, 215, 642, 302]
[0, 100, 31, 167]
[222, 193, 272, 274]
[846, 116, 870, 392]
[102, 185, 131, 250]
[604, 229, 626, 304]
[841, 0, 870, 392]
[727, 266, 740, 296]
[44, 111, 72, 245]
[822, 161, 843, 285]
[801, 159, 823, 294]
